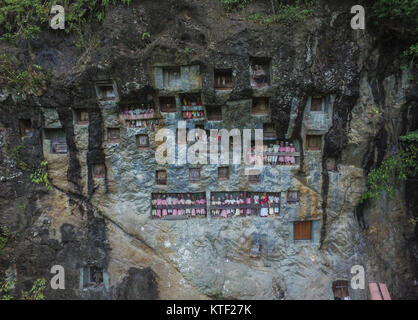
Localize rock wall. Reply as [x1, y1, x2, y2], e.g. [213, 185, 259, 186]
[0, 0, 417, 299]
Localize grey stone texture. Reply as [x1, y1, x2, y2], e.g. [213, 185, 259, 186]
[0, 0, 417, 300]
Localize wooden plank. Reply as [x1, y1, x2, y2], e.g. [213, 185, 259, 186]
[209, 204, 280, 210]
[302, 221, 308, 239]
[294, 221, 312, 240]
[182, 105, 205, 111]
[161, 215, 190, 220]
[119, 114, 160, 120]
[294, 222, 301, 240]
[306, 221, 312, 239]
[264, 152, 300, 157]
[154, 205, 206, 210]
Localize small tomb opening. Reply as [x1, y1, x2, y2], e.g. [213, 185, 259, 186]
[90, 266, 103, 285]
[207, 106, 222, 121]
[156, 170, 167, 185]
[119, 101, 158, 131]
[81, 266, 104, 289]
[189, 168, 200, 183]
[332, 280, 350, 300]
[293, 221, 312, 240]
[19, 119, 34, 138]
[263, 123, 277, 140]
[159, 96, 177, 113]
[75, 109, 89, 125]
[137, 134, 150, 149]
[287, 191, 299, 204]
[163, 67, 182, 88]
[306, 135, 322, 151]
[51, 139, 68, 154]
[151, 192, 207, 219]
[310, 96, 324, 112]
[263, 141, 299, 166]
[326, 158, 337, 172]
[93, 164, 105, 179]
[250, 57, 271, 88]
[95, 80, 117, 101]
[218, 166, 229, 180]
[246, 192, 280, 217]
[250, 239, 262, 258]
[248, 170, 261, 184]
[44, 128, 67, 154]
[252, 97, 270, 115]
[214, 69, 233, 90]
[107, 128, 120, 144]
[210, 191, 280, 218]
[210, 191, 245, 218]
[88, 266, 103, 287]
[181, 93, 204, 119]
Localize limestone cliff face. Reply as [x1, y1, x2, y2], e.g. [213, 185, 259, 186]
[0, 0, 417, 299]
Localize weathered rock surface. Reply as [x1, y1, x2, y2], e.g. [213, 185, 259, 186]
[0, 0, 417, 300]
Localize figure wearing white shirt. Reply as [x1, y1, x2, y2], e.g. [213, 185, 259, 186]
[254, 194, 259, 204]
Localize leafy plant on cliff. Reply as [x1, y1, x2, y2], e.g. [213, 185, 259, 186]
[371, 0, 418, 30]
[220, 0, 250, 12]
[400, 129, 418, 143]
[0, 0, 48, 42]
[361, 130, 418, 202]
[20, 278, 47, 300]
[371, 0, 418, 65]
[212, 292, 226, 300]
[248, 0, 315, 25]
[0, 278, 46, 300]
[403, 43, 418, 60]
[0, 54, 50, 94]
[0, 0, 131, 42]
[30, 161, 53, 191]
[0, 226, 10, 254]
[0, 278, 15, 300]
[5, 143, 23, 160]
[141, 32, 150, 40]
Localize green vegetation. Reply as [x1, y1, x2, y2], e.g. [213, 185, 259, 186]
[403, 42, 418, 54]
[0, 0, 131, 43]
[0, 54, 50, 94]
[244, 1, 316, 25]
[361, 130, 418, 202]
[30, 161, 53, 191]
[6, 143, 23, 160]
[220, 0, 250, 12]
[400, 129, 418, 143]
[0, 226, 10, 254]
[4, 144, 53, 192]
[0, 0, 48, 42]
[0, 278, 47, 300]
[19, 161, 29, 171]
[220, 0, 315, 24]
[0, 278, 15, 300]
[371, 0, 418, 28]
[21, 278, 47, 300]
[402, 43, 418, 64]
[211, 292, 226, 300]
[371, 0, 418, 64]
[141, 32, 150, 40]
[248, 1, 314, 25]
